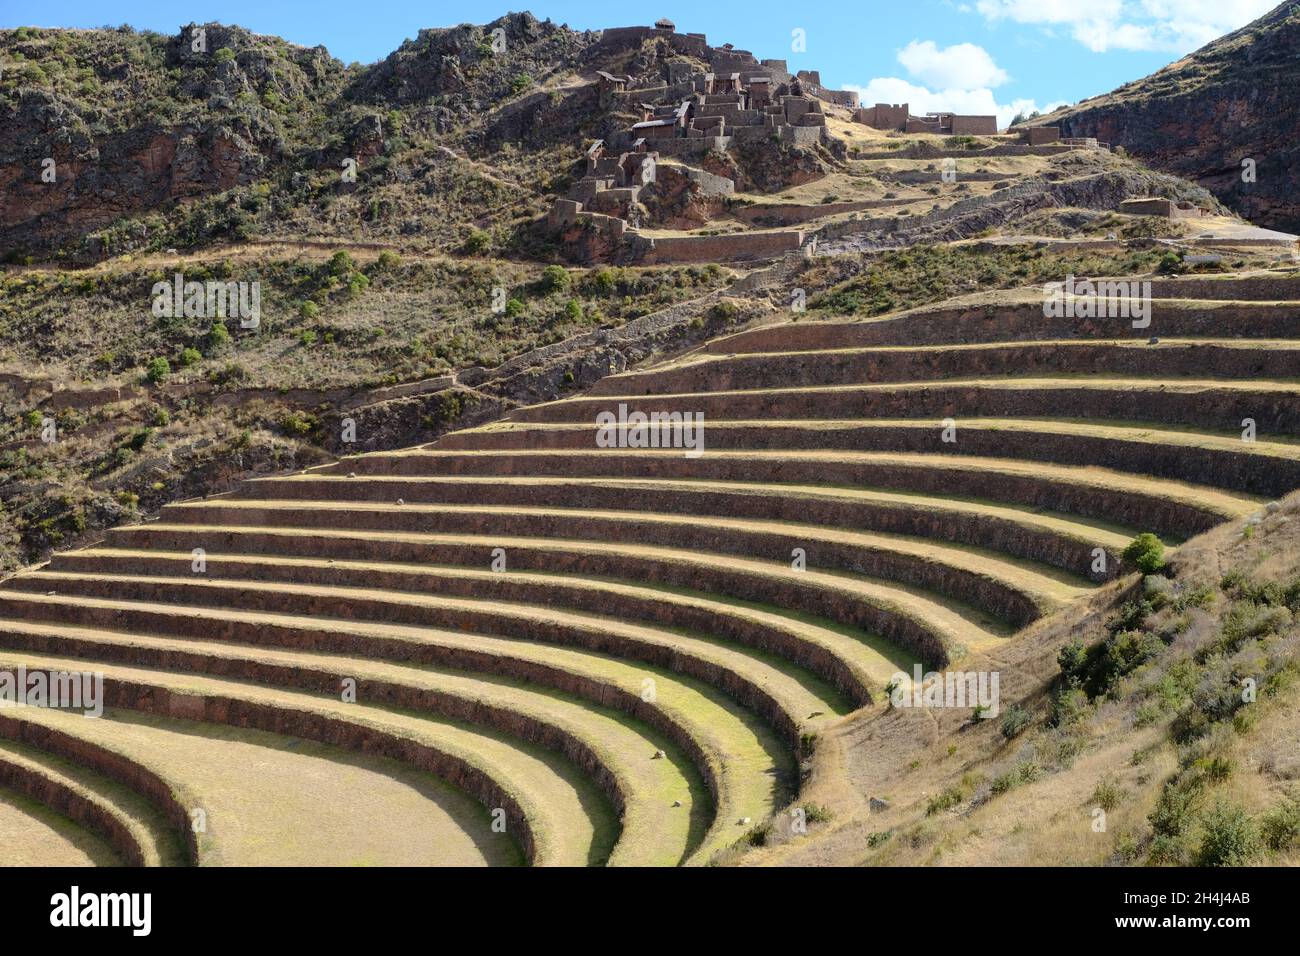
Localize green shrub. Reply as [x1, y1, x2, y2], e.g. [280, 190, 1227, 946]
[710, 300, 741, 323]
[585, 267, 618, 295]
[376, 250, 401, 270]
[990, 771, 1018, 795]
[300, 300, 321, 320]
[299, 330, 318, 347]
[1260, 797, 1300, 852]
[802, 803, 833, 824]
[145, 357, 171, 383]
[504, 298, 525, 318]
[1000, 704, 1032, 740]
[328, 250, 355, 277]
[1209, 602, 1293, 659]
[179, 347, 202, 367]
[540, 265, 571, 294]
[1051, 685, 1091, 726]
[347, 272, 370, 297]
[1158, 250, 1186, 275]
[1196, 801, 1258, 867]
[564, 298, 582, 321]
[464, 229, 491, 254]
[207, 321, 231, 350]
[279, 411, 318, 436]
[1123, 533, 1167, 574]
[1149, 781, 1202, 838]
[925, 785, 965, 816]
[1092, 776, 1124, 812]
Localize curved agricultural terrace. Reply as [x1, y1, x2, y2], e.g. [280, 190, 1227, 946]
[1, 271, 1298, 866]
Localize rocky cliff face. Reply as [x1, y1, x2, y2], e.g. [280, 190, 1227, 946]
[0, 22, 350, 258]
[1033, 2, 1300, 232]
[0, 14, 593, 261]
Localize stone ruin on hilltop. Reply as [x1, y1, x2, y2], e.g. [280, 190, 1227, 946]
[546, 21, 863, 266]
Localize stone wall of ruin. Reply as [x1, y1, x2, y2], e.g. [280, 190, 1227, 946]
[641, 230, 805, 264]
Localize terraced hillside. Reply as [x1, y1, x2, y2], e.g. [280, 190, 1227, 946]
[2, 267, 1297, 866]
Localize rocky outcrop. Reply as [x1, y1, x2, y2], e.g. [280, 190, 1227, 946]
[639, 162, 733, 228]
[0, 23, 345, 258]
[704, 140, 827, 192]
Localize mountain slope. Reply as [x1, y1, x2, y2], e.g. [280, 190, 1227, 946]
[1030, 2, 1300, 232]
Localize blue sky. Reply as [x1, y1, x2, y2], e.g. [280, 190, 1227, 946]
[2, 0, 1280, 124]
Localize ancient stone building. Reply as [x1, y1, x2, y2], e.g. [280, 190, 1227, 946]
[546, 25, 847, 264]
[1021, 126, 1061, 146]
[1119, 197, 1212, 220]
[856, 104, 998, 135]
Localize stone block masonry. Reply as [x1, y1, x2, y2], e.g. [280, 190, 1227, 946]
[857, 104, 998, 135]
[642, 231, 805, 264]
[1119, 197, 1212, 219]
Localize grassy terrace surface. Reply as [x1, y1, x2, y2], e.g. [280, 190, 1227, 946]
[318, 447, 1256, 536]
[0, 780, 120, 866]
[0, 737, 177, 866]
[0, 651, 604, 866]
[236, 473, 1140, 575]
[155, 498, 1087, 614]
[0, 578, 803, 863]
[3, 704, 520, 867]
[436, 420, 1296, 499]
[590, 340, 1300, 394]
[0, 613, 728, 865]
[3, 271, 1297, 865]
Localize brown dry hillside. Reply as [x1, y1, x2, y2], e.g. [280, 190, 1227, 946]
[749, 490, 1300, 867]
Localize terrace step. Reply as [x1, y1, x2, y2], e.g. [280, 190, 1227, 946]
[152, 499, 1084, 626]
[102, 507, 1009, 667]
[0, 586, 804, 863]
[0, 616, 734, 866]
[322, 448, 1255, 539]
[505, 379, 1300, 438]
[6, 703, 519, 867]
[0, 580, 811, 863]
[46, 548, 871, 707]
[705, 299, 1300, 352]
[0, 711, 200, 864]
[0, 649, 613, 867]
[439, 418, 1299, 499]
[0, 735, 182, 866]
[236, 473, 1136, 579]
[589, 340, 1300, 396]
[97, 521, 973, 667]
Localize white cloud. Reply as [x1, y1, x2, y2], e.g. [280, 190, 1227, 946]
[973, 0, 1276, 53]
[845, 77, 1065, 130]
[897, 40, 1009, 89]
